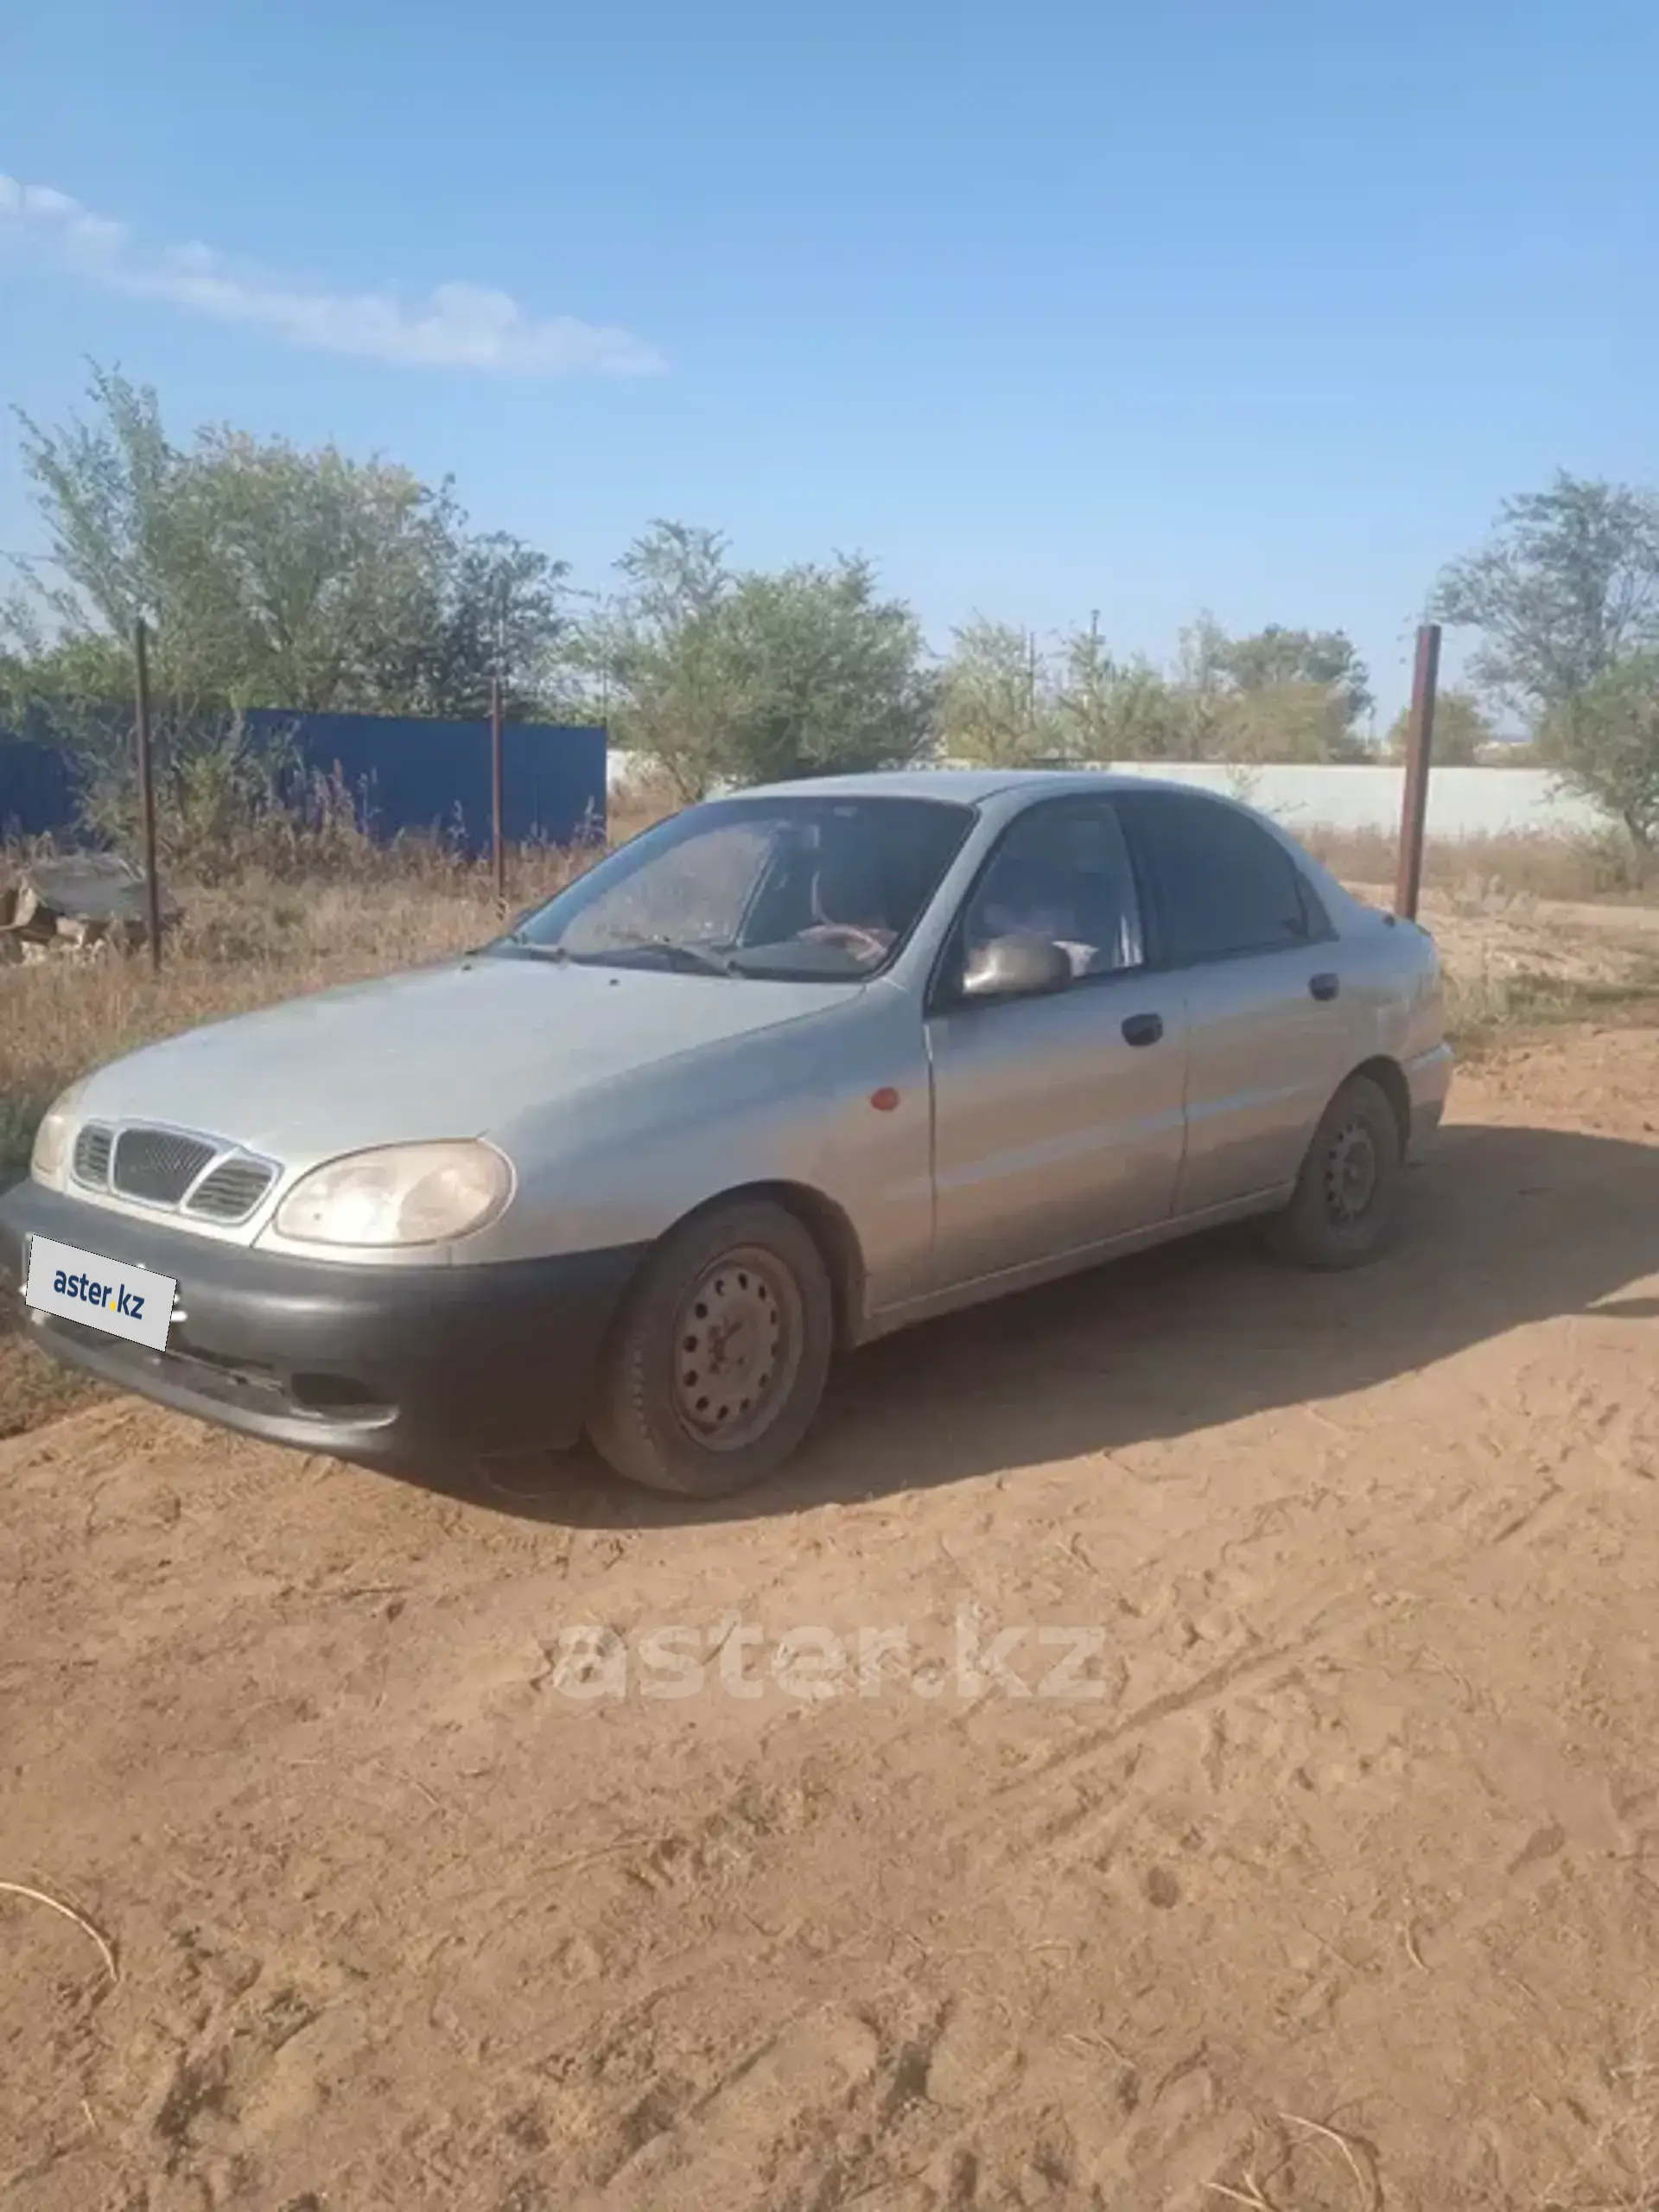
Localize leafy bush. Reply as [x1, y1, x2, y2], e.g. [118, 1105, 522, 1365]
[1540, 653, 1659, 868]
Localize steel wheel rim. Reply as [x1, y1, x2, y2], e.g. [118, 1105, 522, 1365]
[670, 1244, 804, 1452]
[1323, 1116, 1378, 1226]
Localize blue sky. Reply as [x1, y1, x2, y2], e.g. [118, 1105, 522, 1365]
[3, 0, 1656, 722]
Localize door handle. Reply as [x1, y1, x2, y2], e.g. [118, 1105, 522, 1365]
[1121, 1012, 1163, 1047]
[1309, 972, 1340, 1001]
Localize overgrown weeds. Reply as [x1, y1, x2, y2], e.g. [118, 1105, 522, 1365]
[1303, 823, 1655, 905]
[1446, 963, 1659, 1058]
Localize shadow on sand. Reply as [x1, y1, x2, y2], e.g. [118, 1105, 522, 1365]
[370, 1121, 1658, 1530]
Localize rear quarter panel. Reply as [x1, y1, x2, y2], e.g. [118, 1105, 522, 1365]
[1338, 910, 1447, 1065]
[1270, 826, 1448, 1077]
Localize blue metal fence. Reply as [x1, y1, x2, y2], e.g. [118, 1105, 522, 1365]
[0, 734, 84, 839]
[0, 711, 608, 849]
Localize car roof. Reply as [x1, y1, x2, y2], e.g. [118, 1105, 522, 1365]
[734, 766, 1203, 806]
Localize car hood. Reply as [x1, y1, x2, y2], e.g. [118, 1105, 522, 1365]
[74, 956, 855, 1160]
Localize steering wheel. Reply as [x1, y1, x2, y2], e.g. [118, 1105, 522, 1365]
[798, 921, 893, 958]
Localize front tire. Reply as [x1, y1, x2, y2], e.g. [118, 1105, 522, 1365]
[587, 1199, 835, 1497]
[1264, 1073, 1402, 1271]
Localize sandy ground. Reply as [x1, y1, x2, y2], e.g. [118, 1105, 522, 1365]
[1348, 883, 1659, 996]
[3, 1027, 1659, 2212]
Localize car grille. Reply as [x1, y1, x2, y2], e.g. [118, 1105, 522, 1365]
[112, 1128, 219, 1205]
[67, 1121, 281, 1224]
[73, 1124, 113, 1188]
[183, 1156, 278, 1223]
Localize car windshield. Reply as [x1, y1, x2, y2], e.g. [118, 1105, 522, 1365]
[493, 793, 974, 981]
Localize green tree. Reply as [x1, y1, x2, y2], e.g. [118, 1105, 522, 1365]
[378, 528, 572, 721]
[1052, 615, 1198, 761]
[710, 556, 938, 786]
[582, 522, 741, 799]
[0, 628, 131, 734]
[1168, 612, 1232, 760]
[591, 524, 935, 798]
[1538, 653, 1659, 861]
[940, 617, 1058, 766]
[1065, 653, 1196, 761]
[6, 366, 219, 709]
[173, 427, 456, 711]
[1212, 679, 1358, 764]
[1384, 688, 1495, 766]
[1155, 614, 1370, 761]
[1432, 472, 1659, 716]
[1051, 613, 1115, 760]
[5, 365, 569, 725]
[1215, 624, 1373, 726]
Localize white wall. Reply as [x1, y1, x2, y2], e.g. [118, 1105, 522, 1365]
[1103, 762, 1602, 839]
[607, 751, 1601, 841]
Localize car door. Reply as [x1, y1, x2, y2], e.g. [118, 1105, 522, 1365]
[1115, 788, 1359, 1217]
[923, 796, 1188, 1294]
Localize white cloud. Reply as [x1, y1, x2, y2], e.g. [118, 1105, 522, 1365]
[0, 175, 664, 377]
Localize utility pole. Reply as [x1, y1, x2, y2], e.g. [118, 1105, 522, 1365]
[1394, 623, 1441, 920]
[133, 619, 162, 972]
[1085, 609, 1103, 764]
[489, 674, 506, 918]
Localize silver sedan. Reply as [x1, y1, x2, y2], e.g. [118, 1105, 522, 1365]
[2, 769, 1452, 1497]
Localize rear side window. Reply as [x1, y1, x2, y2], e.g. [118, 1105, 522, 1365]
[1117, 791, 1318, 965]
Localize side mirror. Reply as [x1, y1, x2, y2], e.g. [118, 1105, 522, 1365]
[959, 933, 1073, 1002]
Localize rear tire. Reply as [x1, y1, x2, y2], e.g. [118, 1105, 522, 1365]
[587, 1199, 835, 1497]
[1264, 1073, 1402, 1271]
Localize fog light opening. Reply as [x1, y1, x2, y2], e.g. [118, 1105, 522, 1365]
[289, 1372, 393, 1419]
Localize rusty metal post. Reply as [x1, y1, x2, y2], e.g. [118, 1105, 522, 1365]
[1394, 622, 1441, 921]
[489, 675, 506, 917]
[134, 619, 163, 972]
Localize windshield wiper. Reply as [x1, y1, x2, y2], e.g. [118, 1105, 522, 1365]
[606, 934, 741, 977]
[496, 934, 571, 961]
[489, 931, 739, 976]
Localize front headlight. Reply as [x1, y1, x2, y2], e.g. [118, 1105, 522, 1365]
[271, 1141, 512, 1248]
[29, 1080, 88, 1187]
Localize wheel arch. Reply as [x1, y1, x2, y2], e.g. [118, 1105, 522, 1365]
[655, 1179, 868, 1350]
[1343, 1054, 1411, 1154]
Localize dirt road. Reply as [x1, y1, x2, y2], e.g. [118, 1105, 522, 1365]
[3, 1028, 1658, 2211]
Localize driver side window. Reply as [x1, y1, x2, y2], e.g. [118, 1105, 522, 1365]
[959, 800, 1146, 986]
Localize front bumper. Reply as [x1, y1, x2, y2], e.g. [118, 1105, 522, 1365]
[0, 1181, 645, 1465]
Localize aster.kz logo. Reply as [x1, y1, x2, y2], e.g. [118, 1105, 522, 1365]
[52, 1264, 150, 1324]
[22, 1231, 176, 1352]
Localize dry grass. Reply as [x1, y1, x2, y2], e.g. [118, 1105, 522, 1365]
[1444, 967, 1659, 1057]
[1401, 880, 1659, 1055]
[1302, 823, 1656, 906]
